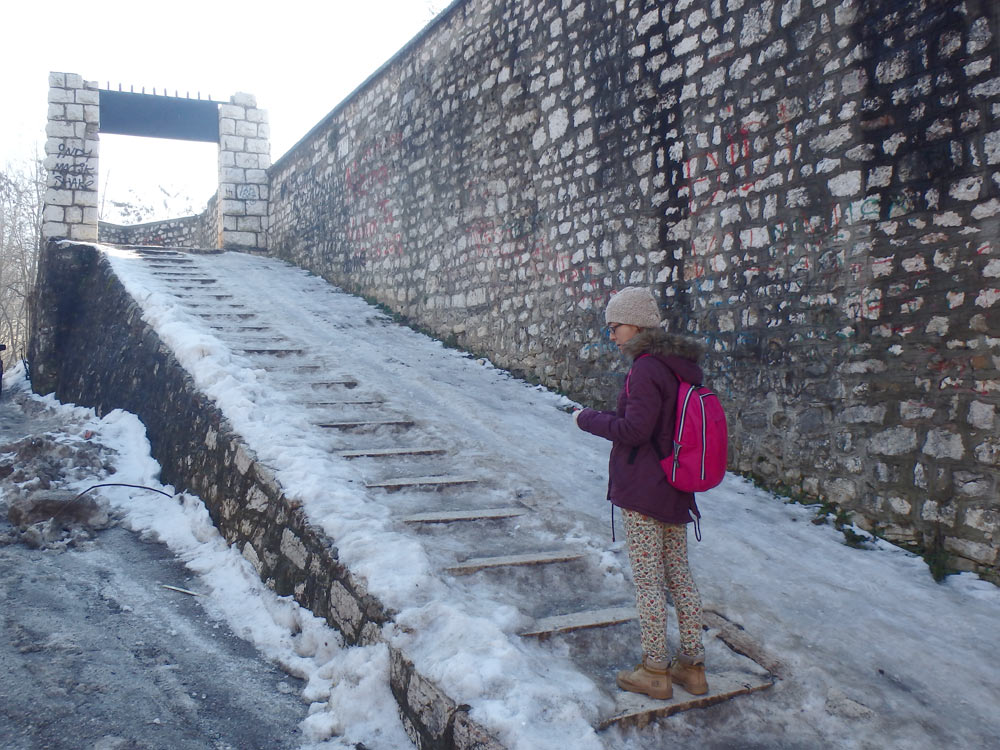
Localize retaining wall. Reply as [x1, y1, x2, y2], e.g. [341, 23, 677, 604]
[27, 241, 503, 750]
[263, 0, 1000, 581]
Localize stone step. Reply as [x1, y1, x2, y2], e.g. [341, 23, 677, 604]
[446, 550, 583, 575]
[598, 669, 773, 730]
[400, 507, 528, 523]
[338, 446, 444, 458]
[318, 418, 414, 429]
[519, 606, 637, 638]
[366, 475, 478, 491]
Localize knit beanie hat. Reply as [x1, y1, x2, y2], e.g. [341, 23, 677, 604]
[604, 286, 662, 328]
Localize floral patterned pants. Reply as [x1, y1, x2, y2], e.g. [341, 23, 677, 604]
[622, 508, 705, 663]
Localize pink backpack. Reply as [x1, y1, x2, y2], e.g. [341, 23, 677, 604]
[629, 357, 728, 492]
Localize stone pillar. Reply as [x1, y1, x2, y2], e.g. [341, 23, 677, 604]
[43, 72, 99, 242]
[217, 93, 270, 250]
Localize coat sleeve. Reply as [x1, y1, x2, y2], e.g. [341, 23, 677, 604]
[576, 358, 674, 446]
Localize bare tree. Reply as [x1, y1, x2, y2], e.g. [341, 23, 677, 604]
[0, 157, 43, 370]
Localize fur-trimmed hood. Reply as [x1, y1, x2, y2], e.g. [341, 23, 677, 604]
[620, 327, 704, 363]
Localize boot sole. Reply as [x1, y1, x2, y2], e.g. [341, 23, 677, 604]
[616, 675, 672, 701]
[671, 676, 709, 695]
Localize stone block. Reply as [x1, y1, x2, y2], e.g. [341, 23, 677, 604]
[871, 427, 917, 455]
[220, 135, 245, 151]
[279, 528, 309, 569]
[48, 72, 65, 87]
[223, 230, 259, 247]
[245, 169, 268, 184]
[944, 536, 998, 565]
[45, 188, 74, 206]
[47, 103, 65, 120]
[405, 671, 456, 742]
[46, 121, 75, 138]
[48, 88, 73, 104]
[221, 167, 246, 183]
[329, 581, 364, 637]
[219, 103, 247, 121]
[235, 152, 260, 169]
[242, 543, 263, 574]
[219, 118, 236, 136]
[220, 199, 246, 215]
[43, 204, 65, 222]
[235, 120, 258, 137]
[42, 221, 68, 238]
[246, 138, 269, 154]
[76, 191, 99, 207]
[231, 92, 257, 107]
[65, 73, 83, 88]
[69, 222, 98, 241]
[75, 88, 100, 105]
[923, 429, 965, 460]
[968, 401, 995, 430]
[245, 200, 268, 216]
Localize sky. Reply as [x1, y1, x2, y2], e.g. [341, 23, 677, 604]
[3, 0, 451, 221]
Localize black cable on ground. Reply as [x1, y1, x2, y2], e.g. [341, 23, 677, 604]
[51, 482, 175, 524]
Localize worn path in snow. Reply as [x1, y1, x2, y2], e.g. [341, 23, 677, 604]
[99, 246, 1000, 750]
[0, 390, 307, 750]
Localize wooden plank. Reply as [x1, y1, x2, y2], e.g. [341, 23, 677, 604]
[703, 609, 785, 678]
[446, 550, 583, 575]
[597, 669, 773, 730]
[519, 606, 637, 638]
[306, 399, 384, 406]
[366, 475, 477, 490]
[237, 348, 305, 356]
[401, 507, 528, 523]
[318, 418, 414, 429]
[338, 446, 443, 458]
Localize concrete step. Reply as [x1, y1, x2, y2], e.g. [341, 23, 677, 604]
[446, 550, 583, 575]
[400, 507, 528, 523]
[366, 475, 478, 491]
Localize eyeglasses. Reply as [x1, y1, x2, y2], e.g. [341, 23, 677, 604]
[606, 323, 626, 335]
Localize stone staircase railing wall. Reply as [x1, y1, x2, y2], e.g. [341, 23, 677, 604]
[261, 0, 1000, 581]
[27, 241, 503, 750]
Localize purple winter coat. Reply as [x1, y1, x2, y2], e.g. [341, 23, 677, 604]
[577, 329, 704, 526]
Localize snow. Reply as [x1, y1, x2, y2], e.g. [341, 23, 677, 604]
[8, 244, 1000, 748]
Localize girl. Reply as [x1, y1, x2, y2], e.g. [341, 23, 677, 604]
[574, 286, 708, 701]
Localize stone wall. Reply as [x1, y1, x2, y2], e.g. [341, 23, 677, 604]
[99, 213, 209, 248]
[27, 241, 502, 750]
[264, 0, 1000, 581]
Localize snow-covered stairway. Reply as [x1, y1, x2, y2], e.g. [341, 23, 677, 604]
[109, 246, 774, 743]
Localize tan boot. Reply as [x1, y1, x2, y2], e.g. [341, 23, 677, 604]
[616, 658, 673, 700]
[671, 653, 708, 695]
